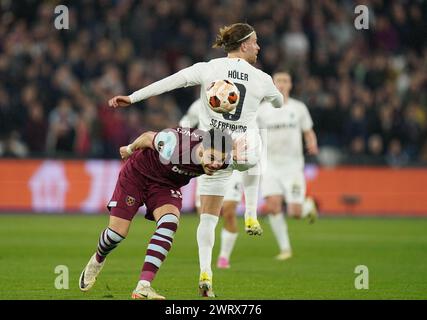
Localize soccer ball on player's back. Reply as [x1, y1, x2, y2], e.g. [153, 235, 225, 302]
[206, 79, 240, 114]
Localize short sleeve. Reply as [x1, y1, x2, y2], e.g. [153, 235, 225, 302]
[300, 102, 313, 131]
[262, 74, 283, 108]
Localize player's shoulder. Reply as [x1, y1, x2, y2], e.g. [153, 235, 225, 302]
[257, 68, 274, 80]
[259, 100, 275, 110]
[205, 57, 228, 66]
[289, 97, 307, 108]
[243, 62, 272, 81]
[189, 98, 203, 108]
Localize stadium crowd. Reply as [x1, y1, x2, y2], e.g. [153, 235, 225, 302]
[0, 0, 426, 166]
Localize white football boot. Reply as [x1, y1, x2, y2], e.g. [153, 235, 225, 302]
[79, 253, 105, 291]
[132, 283, 166, 300]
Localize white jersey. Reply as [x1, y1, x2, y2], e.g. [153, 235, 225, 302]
[257, 97, 313, 172]
[179, 98, 202, 128]
[130, 57, 283, 134]
[183, 58, 282, 133]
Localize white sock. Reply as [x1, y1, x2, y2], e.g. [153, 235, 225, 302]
[197, 214, 219, 278]
[302, 197, 314, 218]
[137, 280, 150, 288]
[219, 228, 238, 260]
[268, 213, 291, 252]
[242, 168, 260, 221]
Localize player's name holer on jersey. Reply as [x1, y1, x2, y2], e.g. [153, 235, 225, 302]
[210, 118, 247, 132]
[228, 70, 249, 81]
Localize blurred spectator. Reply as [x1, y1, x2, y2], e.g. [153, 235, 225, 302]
[23, 102, 48, 155]
[386, 139, 409, 167]
[343, 136, 368, 165]
[366, 134, 386, 165]
[344, 104, 368, 144]
[46, 98, 77, 156]
[0, 131, 28, 158]
[281, 18, 309, 65]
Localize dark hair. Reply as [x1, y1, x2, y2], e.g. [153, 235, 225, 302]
[212, 23, 255, 53]
[202, 128, 233, 155]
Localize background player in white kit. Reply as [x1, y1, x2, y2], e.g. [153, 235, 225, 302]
[108, 23, 283, 297]
[213, 71, 319, 267]
[258, 71, 318, 260]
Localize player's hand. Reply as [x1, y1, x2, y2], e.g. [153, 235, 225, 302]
[119, 146, 131, 160]
[306, 142, 319, 155]
[233, 136, 248, 163]
[109, 95, 131, 108]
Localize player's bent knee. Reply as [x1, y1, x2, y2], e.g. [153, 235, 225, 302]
[108, 216, 131, 238]
[153, 204, 181, 221]
[288, 204, 302, 218]
[200, 195, 223, 216]
[222, 202, 237, 217]
[265, 196, 283, 214]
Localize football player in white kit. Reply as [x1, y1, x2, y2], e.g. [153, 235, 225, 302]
[212, 71, 319, 267]
[180, 72, 319, 267]
[258, 71, 319, 260]
[180, 99, 243, 270]
[108, 23, 283, 297]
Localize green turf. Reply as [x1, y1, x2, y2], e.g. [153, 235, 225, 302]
[0, 214, 426, 300]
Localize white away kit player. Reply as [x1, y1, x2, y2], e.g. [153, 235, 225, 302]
[258, 71, 318, 260]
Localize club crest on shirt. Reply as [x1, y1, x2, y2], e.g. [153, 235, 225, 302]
[126, 195, 136, 206]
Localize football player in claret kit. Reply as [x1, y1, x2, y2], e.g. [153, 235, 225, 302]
[109, 22, 284, 297]
[79, 127, 237, 300]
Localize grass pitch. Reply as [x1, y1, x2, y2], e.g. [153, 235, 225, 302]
[0, 213, 426, 300]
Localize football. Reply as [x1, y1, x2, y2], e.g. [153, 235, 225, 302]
[206, 79, 240, 113]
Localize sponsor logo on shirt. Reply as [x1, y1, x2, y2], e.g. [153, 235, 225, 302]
[209, 119, 247, 132]
[170, 189, 183, 199]
[171, 165, 199, 177]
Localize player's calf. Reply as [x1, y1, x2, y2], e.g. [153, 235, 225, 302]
[138, 214, 179, 286]
[79, 227, 125, 292]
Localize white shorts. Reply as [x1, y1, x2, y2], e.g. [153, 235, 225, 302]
[195, 169, 244, 207]
[223, 170, 243, 202]
[231, 129, 262, 174]
[261, 169, 306, 204]
[197, 130, 262, 198]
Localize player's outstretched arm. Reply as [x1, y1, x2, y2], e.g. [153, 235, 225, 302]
[110, 64, 204, 108]
[120, 131, 157, 160]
